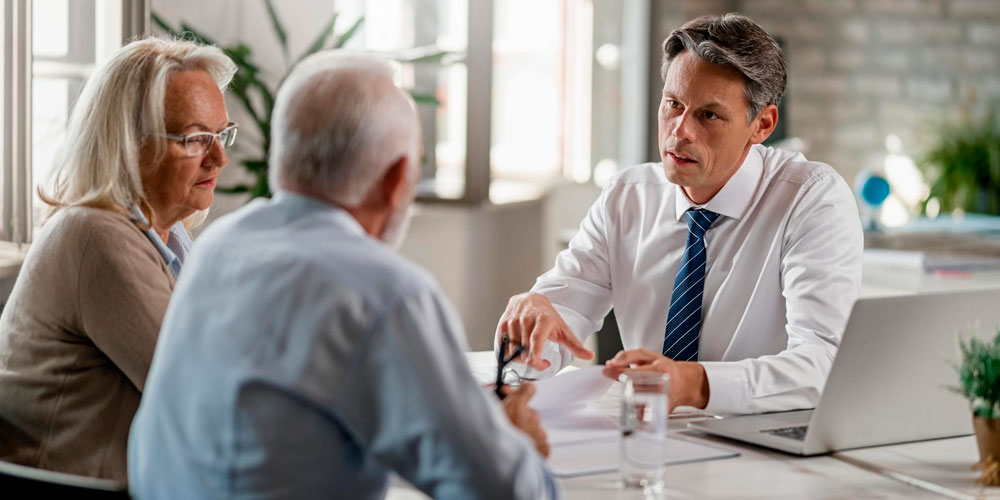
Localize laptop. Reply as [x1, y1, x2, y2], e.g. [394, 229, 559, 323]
[688, 288, 1000, 455]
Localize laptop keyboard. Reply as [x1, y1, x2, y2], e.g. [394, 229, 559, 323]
[762, 425, 809, 441]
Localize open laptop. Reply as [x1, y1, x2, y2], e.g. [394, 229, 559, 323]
[688, 287, 1000, 455]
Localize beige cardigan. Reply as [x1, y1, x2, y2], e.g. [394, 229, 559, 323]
[0, 206, 175, 482]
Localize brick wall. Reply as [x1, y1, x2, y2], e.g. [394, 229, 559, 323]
[648, 0, 1000, 184]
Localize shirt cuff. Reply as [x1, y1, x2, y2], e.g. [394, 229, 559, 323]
[519, 342, 564, 379]
[700, 361, 750, 414]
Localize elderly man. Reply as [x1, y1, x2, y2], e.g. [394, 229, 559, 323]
[498, 13, 863, 415]
[128, 52, 557, 500]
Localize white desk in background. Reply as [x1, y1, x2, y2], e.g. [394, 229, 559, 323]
[861, 218, 1000, 299]
[387, 352, 1000, 499]
[861, 256, 1000, 299]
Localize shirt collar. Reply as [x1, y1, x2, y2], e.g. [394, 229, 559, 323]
[130, 205, 192, 278]
[271, 190, 367, 238]
[674, 146, 764, 222]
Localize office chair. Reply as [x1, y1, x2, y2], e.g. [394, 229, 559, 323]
[0, 460, 130, 499]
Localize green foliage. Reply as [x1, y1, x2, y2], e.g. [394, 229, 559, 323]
[921, 109, 1000, 216]
[955, 328, 1000, 419]
[152, 1, 447, 199]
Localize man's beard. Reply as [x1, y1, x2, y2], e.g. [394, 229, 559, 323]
[379, 203, 413, 250]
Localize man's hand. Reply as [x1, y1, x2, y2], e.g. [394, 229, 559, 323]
[602, 348, 710, 410]
[500, 383, 550, 458]
[496, 293, 594, 370]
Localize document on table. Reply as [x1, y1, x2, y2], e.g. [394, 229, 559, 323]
[530, 365, 739, 477]
[530, 365, 614, 412]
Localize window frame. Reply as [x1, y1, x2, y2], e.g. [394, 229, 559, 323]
[420, 0, 650, 205]
[0, 0, 147, 245]
[2, 0, 32, 244]
[405, 0, 491, 206]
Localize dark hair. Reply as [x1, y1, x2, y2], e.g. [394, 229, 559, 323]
[662, 13, 786, 123]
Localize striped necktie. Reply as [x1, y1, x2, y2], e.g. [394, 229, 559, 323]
[662, 208, 721, 361]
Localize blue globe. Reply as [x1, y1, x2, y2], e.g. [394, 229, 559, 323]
[858, 173, 890, 207]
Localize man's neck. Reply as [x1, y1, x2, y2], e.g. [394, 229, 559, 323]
[682, 185, 724, 206]
[280, 186, 387, 239]
[682, 144, 754, 205]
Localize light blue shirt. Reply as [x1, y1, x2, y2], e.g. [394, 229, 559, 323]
[128, 191, 557, 500]
[129, 206, 193, 278]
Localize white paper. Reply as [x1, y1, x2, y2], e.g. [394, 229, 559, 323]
[547, 436, 740, 478]
[541, 404, 618, 446]
[529, 365, 614, 411]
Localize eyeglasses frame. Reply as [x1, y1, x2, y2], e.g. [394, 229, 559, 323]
[159, 122, 239, 158]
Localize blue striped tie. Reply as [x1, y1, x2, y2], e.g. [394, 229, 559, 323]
[662, 208, 721, 361]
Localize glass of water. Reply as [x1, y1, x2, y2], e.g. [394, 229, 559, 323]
[619, 371, 670, 493]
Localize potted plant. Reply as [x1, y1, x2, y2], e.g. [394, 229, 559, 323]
[153, 0, 448, 199]
[920, 109, 1000, 216]
[954, 327, 1000, 486]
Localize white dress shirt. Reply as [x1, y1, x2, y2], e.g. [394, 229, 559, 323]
[129, 192, 557, 500]
[528, 144, 863, 414]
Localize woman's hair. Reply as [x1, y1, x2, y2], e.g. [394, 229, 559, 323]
[39, 36, 236, 228]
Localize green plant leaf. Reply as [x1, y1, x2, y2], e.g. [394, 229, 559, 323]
[955, 326, 1000, 418]
[214, 185, 251, 194]
[231, 88, 265, 138]
[409, 92, 440, 106]
[151, 12, 179, 36]
[393, 47, 452, 64]
[300, 12, 339, 61]
[921, 107, 1000, 215]
[224, 43, 261, 75]
[179, 22, 216, 46]
[250, 174, 271, 199]
[262, 0, 289, 61]
[334, 17, 364, 49]
[242, 159, 269, 174]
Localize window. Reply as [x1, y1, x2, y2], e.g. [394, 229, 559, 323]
[340, 0, 475, 201]
[1, 0, 143, 245]
[346, 0, 636, 204]
[490, 0, 571, 201]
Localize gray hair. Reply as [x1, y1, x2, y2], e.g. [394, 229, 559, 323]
[40, 36, 236, 227]
[269, 51, 419, 206]
[662, 13, 786, 123]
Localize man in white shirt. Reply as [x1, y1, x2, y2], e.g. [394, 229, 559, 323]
[129, 52, 557, 500]
[497, 13, 863, 415]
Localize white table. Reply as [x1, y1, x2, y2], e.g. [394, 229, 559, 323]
[861, 260, 1000, 299]
[387, 352, 1000, 499]
[834, 436, 1000, 499]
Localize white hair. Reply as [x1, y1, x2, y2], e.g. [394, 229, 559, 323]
[269, 51, 419, 206]
[40, 36, 236, 228]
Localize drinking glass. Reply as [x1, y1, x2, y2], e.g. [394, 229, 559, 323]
[619, 371, 670, 493]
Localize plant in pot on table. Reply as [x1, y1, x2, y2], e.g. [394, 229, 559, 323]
[954, 327, 1000, 486]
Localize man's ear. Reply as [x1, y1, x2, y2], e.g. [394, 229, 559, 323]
[380, 156, 411, 210]
[750, 104, 779, 145]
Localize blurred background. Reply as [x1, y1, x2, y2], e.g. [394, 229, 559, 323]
[1, 0, 999, 350]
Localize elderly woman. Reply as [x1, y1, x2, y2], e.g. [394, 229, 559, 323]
[0, 37, 236, 482]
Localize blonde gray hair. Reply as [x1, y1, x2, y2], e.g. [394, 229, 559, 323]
[40, 37, 236, 227]
[269, 51, 419, 206]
